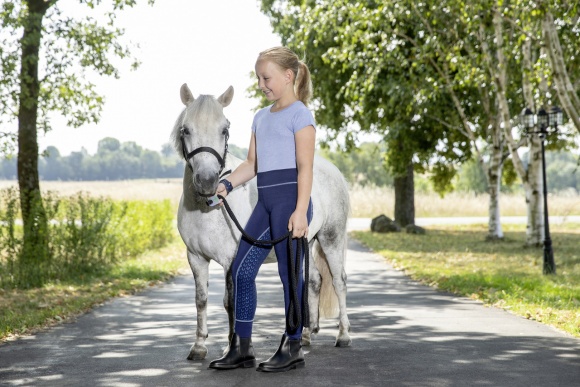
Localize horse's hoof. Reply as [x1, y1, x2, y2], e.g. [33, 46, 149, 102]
[187, 344, 208, 360]
[335, 335, 352, 347]
[301, 331, 312, 346]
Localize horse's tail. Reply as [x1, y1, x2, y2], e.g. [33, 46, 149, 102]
[314, 239, 340, 319]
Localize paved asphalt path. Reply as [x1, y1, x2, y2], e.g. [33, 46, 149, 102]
[1, 231, 579, 386]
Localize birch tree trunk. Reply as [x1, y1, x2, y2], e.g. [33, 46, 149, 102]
[491, 7, 547, 247]
[522, 39, 544, 246]
[525, 146, 544, 246]
[486, 117, 504, 240]
[542, 11, 580, 134]
[405, 5, 507, 240]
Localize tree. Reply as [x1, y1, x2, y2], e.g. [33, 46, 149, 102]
[259, 0, 471, 227]
[0, 0, 154, 270]
[98, 137, 122, 154]
[541, 2, 580, 136]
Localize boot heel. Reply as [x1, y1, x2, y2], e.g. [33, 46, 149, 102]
[242, 359, 257, 368]
[294, 360, 305, 369]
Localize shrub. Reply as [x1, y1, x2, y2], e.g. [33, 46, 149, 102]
[0, 189, 175, 288]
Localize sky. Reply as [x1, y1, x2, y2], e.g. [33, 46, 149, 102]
[40, 0, 282, 156]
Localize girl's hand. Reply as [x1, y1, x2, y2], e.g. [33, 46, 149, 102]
[216, 182, 228, 197]
[288, 211, 308, 239]
[215, 183, 228, 205]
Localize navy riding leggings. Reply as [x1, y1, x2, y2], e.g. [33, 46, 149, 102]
[232, 168, 313, 340]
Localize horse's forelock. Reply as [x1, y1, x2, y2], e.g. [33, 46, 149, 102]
[190, 95, 223, 123]
[171, 94, 224, 159]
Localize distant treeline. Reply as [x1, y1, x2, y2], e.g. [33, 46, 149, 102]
[0, 137, 248, 181]
[0, 138, 577, 193]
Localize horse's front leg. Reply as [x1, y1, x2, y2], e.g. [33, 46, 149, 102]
[187, 251, 210, 360]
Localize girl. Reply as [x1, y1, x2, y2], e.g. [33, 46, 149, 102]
[208, 46, 315, 373]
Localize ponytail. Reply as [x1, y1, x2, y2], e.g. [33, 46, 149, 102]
[295, 61, 312, 105]
[257, 46, 313, 105]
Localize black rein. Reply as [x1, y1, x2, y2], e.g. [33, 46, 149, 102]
[218, 194, 310, 334]
[179, 118, 309, 333]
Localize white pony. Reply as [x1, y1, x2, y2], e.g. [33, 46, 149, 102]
[172, 84, 351, 360]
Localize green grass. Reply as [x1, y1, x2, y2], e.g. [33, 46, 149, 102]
[352, 223, 580, 337]
[0, 238, 189, 342]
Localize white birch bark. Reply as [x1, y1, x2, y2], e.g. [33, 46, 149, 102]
[486, 115, 504, 240]
[522, 38, 544, 246]
[542, 11, 580, 134]
[491, 7, 546, 247]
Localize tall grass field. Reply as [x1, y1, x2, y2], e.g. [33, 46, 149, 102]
[0, 180, 577, 218]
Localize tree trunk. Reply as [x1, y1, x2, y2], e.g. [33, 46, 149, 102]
[522, 37, 544, 246]
[491, 6, 546, 247]
[394, 162, 415, 227]
[525, 140, 544, 246]
[17, 0, 52, 272]
[486, 124, 504, 240]
[543, 11, 580, 135]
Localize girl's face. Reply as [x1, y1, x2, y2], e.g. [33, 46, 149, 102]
[255, 59, 293, 102]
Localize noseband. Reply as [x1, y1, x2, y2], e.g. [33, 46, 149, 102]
[180, 119, 230, 176]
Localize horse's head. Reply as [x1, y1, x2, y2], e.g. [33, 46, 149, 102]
[172, 84, 234, 197]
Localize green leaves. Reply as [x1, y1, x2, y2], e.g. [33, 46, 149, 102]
[0, 0, 152, 147]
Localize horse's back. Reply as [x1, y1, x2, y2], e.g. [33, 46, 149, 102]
[311, 155, 350, 237]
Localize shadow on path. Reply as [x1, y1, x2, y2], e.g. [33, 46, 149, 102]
[1, 239, 578, 386]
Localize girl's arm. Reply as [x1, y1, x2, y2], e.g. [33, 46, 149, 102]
[289, 125, 316, 238]
[216, 132, 257, 197]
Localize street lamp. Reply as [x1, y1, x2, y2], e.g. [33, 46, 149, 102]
[520, 106, 562, 274]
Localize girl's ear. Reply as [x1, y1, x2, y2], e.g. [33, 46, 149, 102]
[285, 68, 294, 83]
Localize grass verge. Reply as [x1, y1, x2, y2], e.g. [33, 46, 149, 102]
[0, 238, 189, 343]
[352, 223, 580, 338]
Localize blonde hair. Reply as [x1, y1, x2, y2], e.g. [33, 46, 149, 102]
[257, 46, 313, 105]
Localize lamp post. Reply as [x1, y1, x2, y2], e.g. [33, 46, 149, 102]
[520, 106, 562, 274]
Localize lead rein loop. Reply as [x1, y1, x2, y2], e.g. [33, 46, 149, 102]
[217, 194, 310, 332]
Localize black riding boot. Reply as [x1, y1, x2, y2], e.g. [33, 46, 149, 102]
[208, 333, 256, 370]
[256, 334, 305, 372]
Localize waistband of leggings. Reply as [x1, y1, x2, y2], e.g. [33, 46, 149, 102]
[257, 168, 298, 188]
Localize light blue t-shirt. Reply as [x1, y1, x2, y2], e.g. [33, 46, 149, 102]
[251, 101, 316, 173]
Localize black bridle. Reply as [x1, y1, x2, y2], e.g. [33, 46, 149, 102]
[179, 119, 231, 176]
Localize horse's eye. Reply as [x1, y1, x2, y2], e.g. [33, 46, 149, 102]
[181, 127, 190, 136]
[222, 128, 229, 136]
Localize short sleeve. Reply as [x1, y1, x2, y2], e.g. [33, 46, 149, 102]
[251, 112, 258, 133]
[292, 106, 316, 134]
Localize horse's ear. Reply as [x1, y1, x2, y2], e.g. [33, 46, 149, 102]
[180, 83, 195, 106]
[217, 86, 234, 107]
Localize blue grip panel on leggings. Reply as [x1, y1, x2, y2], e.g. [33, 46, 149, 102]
[235, 229, 271, 322]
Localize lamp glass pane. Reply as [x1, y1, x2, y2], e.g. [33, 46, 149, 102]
[538, 111, 548, 127]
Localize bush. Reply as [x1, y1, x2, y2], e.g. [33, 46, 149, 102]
[0, 188, 175, 288]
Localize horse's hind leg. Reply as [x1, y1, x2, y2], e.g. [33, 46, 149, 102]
[223, 266, 234, 343]
[318, 231, 352, 347]
[303, 240, 321, 346]
[187, 251, 210, 360]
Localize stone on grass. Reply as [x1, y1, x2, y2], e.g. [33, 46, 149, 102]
[371, 214, 401, 233]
